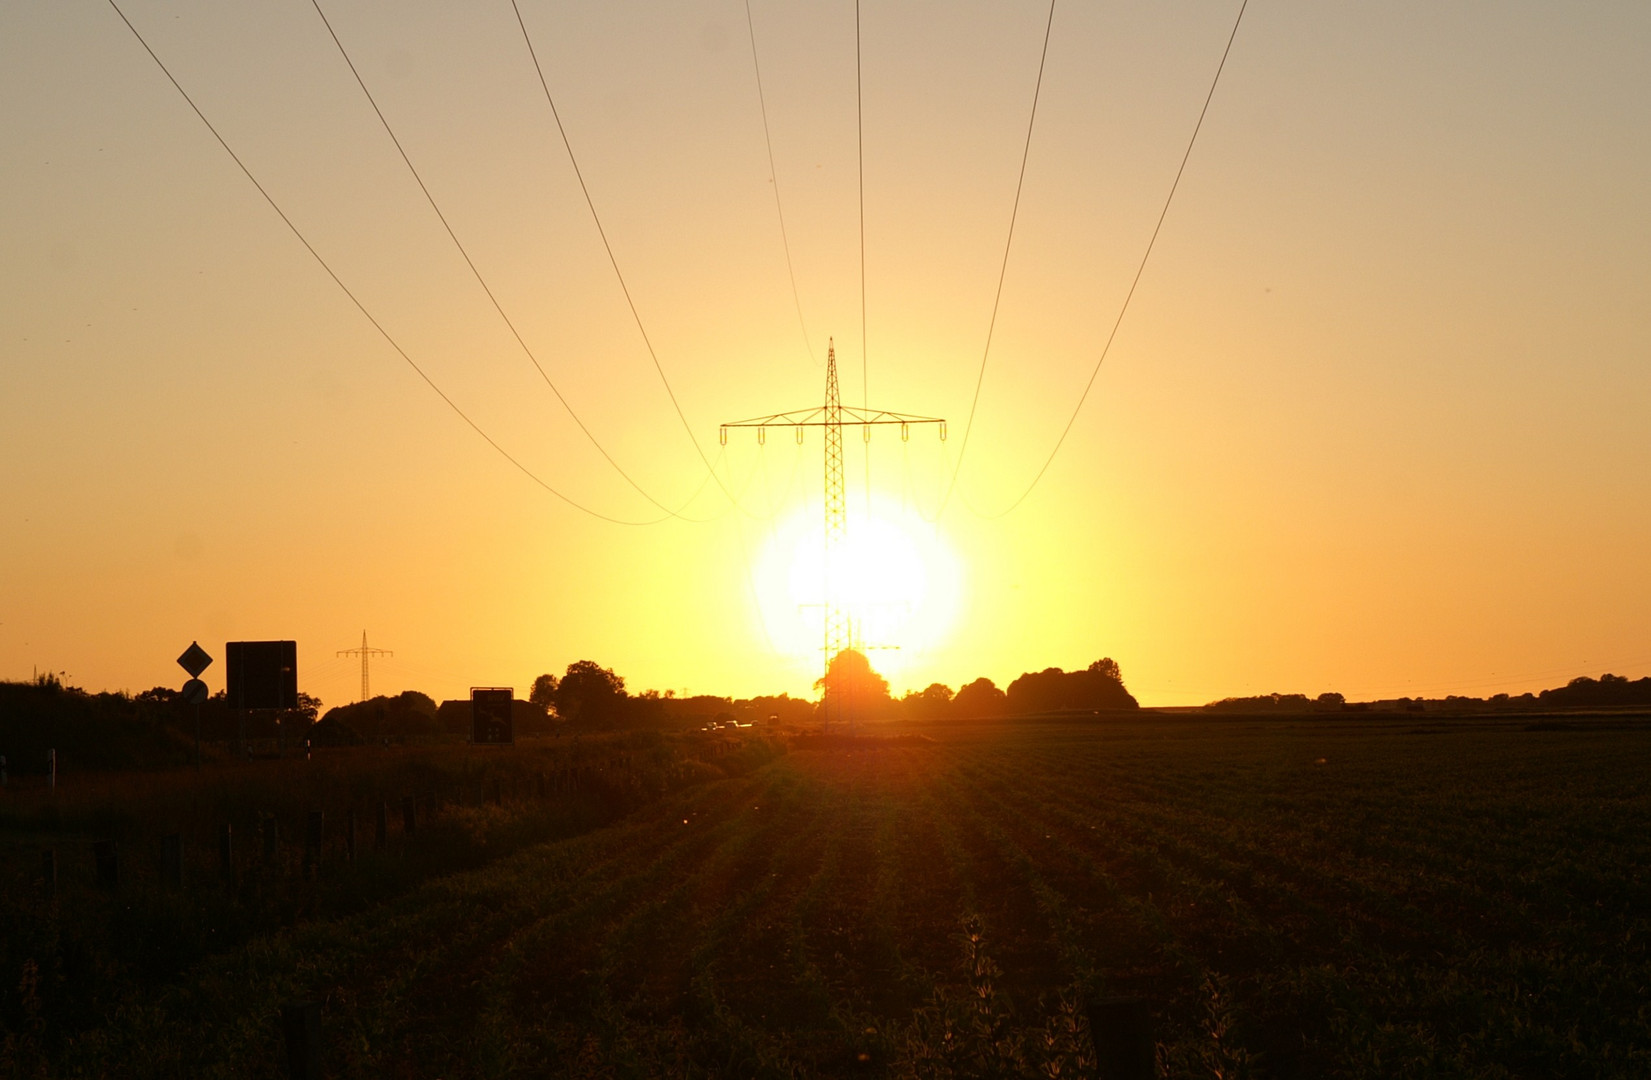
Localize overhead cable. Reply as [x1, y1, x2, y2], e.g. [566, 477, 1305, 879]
[936, 0, 1057, 519]
[983, 0, 1250, 519]
[856, 0, 870, 513]
[743, 0, 817, 366]
[105, 0, 674, 526]
[308, 0, 714, 522]
[508, 0, 737, 506]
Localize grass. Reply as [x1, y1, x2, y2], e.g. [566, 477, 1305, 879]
[4, 715, 1650, 1077]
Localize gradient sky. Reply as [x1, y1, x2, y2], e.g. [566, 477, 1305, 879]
[3, 1, 1648, 709]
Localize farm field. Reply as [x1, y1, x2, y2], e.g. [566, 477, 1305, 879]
[10, 716, 1651, 1078]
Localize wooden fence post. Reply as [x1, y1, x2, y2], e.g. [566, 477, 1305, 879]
[162, 833, 183, 889]
[281, 1000, 322, 1080]
[304, 810, 324, 877]
[94, 839, 119, 890]
[220, 823, 236, 888]
[1087, 998, 1154, 1080]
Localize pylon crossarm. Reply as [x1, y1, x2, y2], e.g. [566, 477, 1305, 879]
[720, 408, 944, 429]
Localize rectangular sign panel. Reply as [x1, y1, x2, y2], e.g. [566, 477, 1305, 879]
[225, 641, 298, 710]
[471, 687, 515, 745]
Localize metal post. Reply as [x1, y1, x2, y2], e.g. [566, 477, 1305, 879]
[375, 801, 388, 851]
[41, 849, 56, 899]
[47, 748, 55, 793]
[162, 833, 183, 889]
[345, 809, 357, 862]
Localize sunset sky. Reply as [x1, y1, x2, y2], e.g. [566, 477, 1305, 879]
[3, 1, 1647, 709]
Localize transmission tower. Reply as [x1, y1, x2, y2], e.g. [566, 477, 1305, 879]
[337, 631, 392, 703]
[722, 339, 944, 724]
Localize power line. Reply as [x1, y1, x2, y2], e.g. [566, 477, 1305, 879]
[743, 0, 816, 366]
[337, 630, 392, 703]
[936, 0, 1057, 519]
[982, 0, 1250, 519]
[508, 0, 737, 506]
[856, 0, 870, 515]
[308, 0, 710, 521]
[105, 0, 673, 527]
[721, 342, 945, 723]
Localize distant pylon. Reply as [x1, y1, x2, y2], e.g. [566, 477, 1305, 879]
[337, 631, 392, 703]
[722, 338, 945, 724]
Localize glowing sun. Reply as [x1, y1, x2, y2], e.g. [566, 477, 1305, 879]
[751, 495, 964, 683]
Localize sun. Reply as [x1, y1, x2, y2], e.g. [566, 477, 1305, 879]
[752, 495, 964, 685]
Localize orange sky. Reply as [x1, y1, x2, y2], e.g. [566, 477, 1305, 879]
[3, 1, 1648, 708]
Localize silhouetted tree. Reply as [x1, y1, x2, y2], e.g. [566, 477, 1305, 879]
[1539, 673, 1651, 707]
[816, 649, 891, 721]
[1207, 693, 1314, 713]
[320, 691, 438, 740]
[1007, 660, 1137, 714]
[902, 682, 954, 719]
[556, 660, 627, 728]
[529, 673, 559, 711]
[952, 677, 1007, 717]
[1088, 658, 1122, 682]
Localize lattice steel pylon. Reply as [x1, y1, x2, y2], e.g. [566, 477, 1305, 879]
[722, 339, 945, 725]
[822, 346, 848, 693]
[337, 631, 392, 703]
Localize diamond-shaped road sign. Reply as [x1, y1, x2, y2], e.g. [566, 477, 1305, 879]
[177, 641, 213, 678]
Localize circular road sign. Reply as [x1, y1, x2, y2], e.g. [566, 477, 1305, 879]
[181, 678, 209, 706]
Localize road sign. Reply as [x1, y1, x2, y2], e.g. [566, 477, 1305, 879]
[177, 641, 213, 678]
[471, 688, 514, 745]
[181, 678, 209, 706]
[226, 641, 298, 710]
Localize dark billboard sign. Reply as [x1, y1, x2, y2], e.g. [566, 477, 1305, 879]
[471, 687, 515, 745]
[225, 641, 298, 710]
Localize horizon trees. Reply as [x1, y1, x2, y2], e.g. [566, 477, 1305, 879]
[1005, 659, 1138, 714]
[529, 673, 559, 710]
[555, 660, 627, 728]
[952, 677, 1007, 717]
[817, 649, 892, 722]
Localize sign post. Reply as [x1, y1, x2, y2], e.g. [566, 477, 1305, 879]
[225, 641, 297, 760]
[177, 641, 214, 769]
[470, 687, 515, 746]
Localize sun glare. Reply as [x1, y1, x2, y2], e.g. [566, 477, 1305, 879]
[752, 496, 964, 686]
